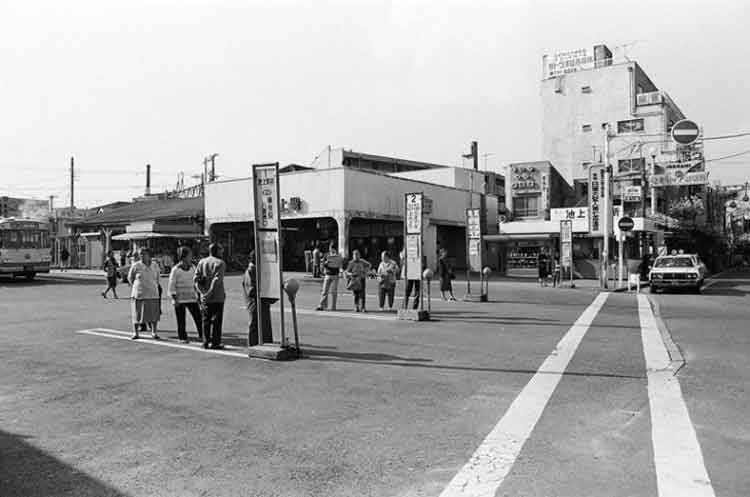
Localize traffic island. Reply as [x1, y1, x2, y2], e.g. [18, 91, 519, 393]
[397, 309, 430, 321]
[247, 344, 300, 361]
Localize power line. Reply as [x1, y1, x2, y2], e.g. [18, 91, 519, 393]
[705, 150, 750, 163]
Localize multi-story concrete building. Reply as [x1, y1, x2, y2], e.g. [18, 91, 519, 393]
[540, 44, 691, 211]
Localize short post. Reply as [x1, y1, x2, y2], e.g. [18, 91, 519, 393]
[283, 278, 301, 358]
[482, 267, 491, 300]
[422, 268, 433, 314]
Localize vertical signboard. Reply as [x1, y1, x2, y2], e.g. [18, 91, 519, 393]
[560, 220, 572, 269]
[253, 163, 283, 300]
[588, 164, 603, 236]
[404, 193, 423, 281]
[466, 207, 482, 271]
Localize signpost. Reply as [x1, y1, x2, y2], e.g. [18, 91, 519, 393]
[560, 219, 573, 288]
[249, 163, 295, 361]
[616, 215, 634, 289]
[400, 192, 428, 321]
[671, 119, 700, 146]
[465, 207, 486, 301]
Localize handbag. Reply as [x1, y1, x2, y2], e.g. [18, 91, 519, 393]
[346, 276, 362, 292]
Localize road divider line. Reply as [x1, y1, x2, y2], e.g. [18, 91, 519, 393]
[637, 294, 715, 497]
[438, 292, 610, 497]
[75, 328, 248, 358]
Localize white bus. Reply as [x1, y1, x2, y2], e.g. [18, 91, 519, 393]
[0, 218, 51, 280]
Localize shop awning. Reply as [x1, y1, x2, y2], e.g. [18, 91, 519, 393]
[112, 231, 207, 241]
[484, 233, 554, 242]
[78, 232, 102, 238]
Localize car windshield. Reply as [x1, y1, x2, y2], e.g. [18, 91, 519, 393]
[654, 257, 695, 268]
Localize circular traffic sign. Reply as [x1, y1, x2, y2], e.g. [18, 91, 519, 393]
[671, 119, 700, 146]
[618, 217, 635, 232]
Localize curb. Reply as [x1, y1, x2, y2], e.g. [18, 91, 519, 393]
[647, 294, 686, 373]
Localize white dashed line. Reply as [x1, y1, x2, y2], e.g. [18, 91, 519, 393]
[438, 292, 610, 497]
[638, 294, 715, 497]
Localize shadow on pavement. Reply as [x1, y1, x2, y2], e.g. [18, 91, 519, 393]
[303, 352, 644, 379]
[0, 430, 129, 497]
[0, 277, 103, 287]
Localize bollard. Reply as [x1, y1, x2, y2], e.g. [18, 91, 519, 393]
[482, 267, 491, 299]
[283, 278, 301, 358]
[422, 268, 433, 314]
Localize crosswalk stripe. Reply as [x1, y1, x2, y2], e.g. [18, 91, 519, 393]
[438, 292, 610, 497]
[75, 328, 248, 358]
[637, 294, 715, 497]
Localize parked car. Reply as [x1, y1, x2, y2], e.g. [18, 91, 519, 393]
[649, 254, 707, 294]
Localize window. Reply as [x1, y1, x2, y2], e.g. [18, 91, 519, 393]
[512, 195, 540, 218]
[582, 124, 592, 132]
[617, 118, 645, 133]
[581, 86, 592, 93]
[617, 158, 646, 174]
[582, 161, 592, 169]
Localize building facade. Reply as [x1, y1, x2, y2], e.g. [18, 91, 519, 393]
[205, 150, 500, 273]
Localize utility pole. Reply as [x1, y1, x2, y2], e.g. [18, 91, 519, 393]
[602, 125, 611, 289]
[145, 164, 151, 196]
[209, 153, 219, 182]
[69, 156, 75, 210]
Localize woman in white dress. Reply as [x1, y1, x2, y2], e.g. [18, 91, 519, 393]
[127, 248, 161, 340]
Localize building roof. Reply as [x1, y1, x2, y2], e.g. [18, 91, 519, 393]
[74, 197, 204, 227]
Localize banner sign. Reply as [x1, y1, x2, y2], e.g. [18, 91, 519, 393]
[623, 185, 642, 203]
[560, 220, 572, 269]
[650, 171, 708, 187]
[544, 47, 595, 79]
[588, 165, 603, 236]
[551, 207, 589, 233]
[466, 207, 482, 272]
[404, 193, 423, 280]
[253, 163, 283, 299]
[405, 193, 423, 234]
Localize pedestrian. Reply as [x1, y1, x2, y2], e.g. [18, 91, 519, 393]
[345, 249, 371, 312]
[376, 250, 399, 311]
[401, 250, 422, 310]
[316, 245, 343, 311]
[127, 248, 161, 340]
[538, 249, 549, 287]
[168, 246, 202, 344]
[242, 251, 274, 346]
[194, 243, 226, 350]
[60, 246, 70, 272]
[437, 248, 456, 301]
[552, 256, 561, 288]
[312, 244, 321, 278]
[101, 250, 119, 299]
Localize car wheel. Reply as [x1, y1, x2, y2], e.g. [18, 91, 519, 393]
[650, 285, 658, 294]
[693, 284, 702, 294]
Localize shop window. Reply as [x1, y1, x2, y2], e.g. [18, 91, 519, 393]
[512, 195, 540, 218]
[617, 118, 645, 133]
[581, 86, 592, 94]
[617, 158, 645, 174]
[582, 124, 592, 132]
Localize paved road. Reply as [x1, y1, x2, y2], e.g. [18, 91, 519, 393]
[0, 273, 747, 496]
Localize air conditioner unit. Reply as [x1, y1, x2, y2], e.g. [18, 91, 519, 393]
[636, 93, 649, 106]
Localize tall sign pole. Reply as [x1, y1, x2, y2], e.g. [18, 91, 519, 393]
[250, 162, 293, 360]
[601, 124, 611, 289]
[465, 207, 484, 300]
[400, 192, 428, 320]
[560, 219, 573, 287]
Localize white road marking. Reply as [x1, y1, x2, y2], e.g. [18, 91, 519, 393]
[439, 292, 610, 497]
[75, 328, 248, 358]
[637, 294, 715, 497]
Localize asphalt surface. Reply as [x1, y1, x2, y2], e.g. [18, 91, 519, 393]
[0, 272, 747, 496]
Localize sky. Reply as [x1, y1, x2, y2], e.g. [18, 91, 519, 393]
[2, 0, 749, 207]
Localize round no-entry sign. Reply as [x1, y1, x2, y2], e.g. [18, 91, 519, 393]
[618, 217, 635, 232]
[671, 119, 700, 146]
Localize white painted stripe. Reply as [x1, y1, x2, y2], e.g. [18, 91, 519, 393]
[637, 294, 715, 497]
[439, 292, 610, 497]
[75, 328, 248, 358]
[673, 129, 699, 135]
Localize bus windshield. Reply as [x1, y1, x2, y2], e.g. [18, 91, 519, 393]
[0, 230, 50, 249]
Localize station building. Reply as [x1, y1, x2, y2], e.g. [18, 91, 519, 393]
[204, 148, 500, 272]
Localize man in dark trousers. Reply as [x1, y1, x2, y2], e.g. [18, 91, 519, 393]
[401, 252, 423, 310]
[242, 251, 274, 346]
[194, 243, 227, 350]
[60, 247, 70, 271]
